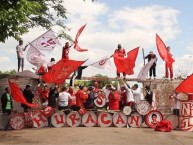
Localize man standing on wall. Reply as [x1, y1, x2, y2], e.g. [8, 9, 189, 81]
[16, 40, 28, 72]
[144, 51, 157, 79]
[165, 46, 174, 80]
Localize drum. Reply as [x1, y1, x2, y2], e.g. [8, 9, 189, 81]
[128, 112, 143, 128]
[94, 92, 106, 108]
[24, 112, 33, 128]
[135, 100, 151, 115]
[113, 112, 127, 128]
[0, 114, 9, 130]
[123, 106, 132, 116]
[67, 111, 81, 127]
[78, 107, 87, 116]
[165, 114, 179, 130]
[9, 113, 25, 130]
[98, 112, 112, 127]
[40, 106, 54, 118]
[51, 111, 66, 128]
[82, 111, 97, 127]
[145, 110, 163, 128]
[32, 112, 47, 128]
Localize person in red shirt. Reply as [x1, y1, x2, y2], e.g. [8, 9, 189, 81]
[108, 87, 120, 110]
[62, 42, 72, 60]
[75, 85, 88, 114]
[40, 85, 49, 101]
[93, 81, 100, 93]
[68, 86, 76, 106]
[114, 44, 126, 78]
[165, 46, 174, 80]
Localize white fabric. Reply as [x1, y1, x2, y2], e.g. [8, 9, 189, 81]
[137, 59, 156, 80]
[91, 56, 114, 70]
[101, 85, 115, 102]
[58, 91, 72, 107]
[31, 29, 60, 53]
[171, 93, 181, 109]
[132, 88, 143, 103]
[26, 44, 46, 66]
[124, 84, 134, 102]
[16, 44, 25, 58]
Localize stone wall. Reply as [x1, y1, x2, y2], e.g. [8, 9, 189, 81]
[0, 75, 39, 113]
[142, 79, 187, 114]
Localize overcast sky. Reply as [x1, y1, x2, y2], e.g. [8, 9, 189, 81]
[0, 0, 193, 79]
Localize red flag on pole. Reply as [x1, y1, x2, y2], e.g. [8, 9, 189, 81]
[175, 74, 193, 94]
[156, 34, 175, 65]
[74, 24, 88, 52]
[42, 59, 86, 84]
[114, 47, 139, 75]
[8, 80, 37, 108]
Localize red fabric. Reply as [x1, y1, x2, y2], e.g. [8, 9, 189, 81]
[165, 62, 173, 79]
[156, 34, 175, 65]
[108, 91, 120, 110]
[8, 80, 37, 108]
[40, 90, 49, 100]
[62, 47, 70, 59]
[114, 48, 126, 57]
[74, 44, 88, 52]
[42, 59, 86, 84]
[68, 90, 76, 106]
[154, 120, 172, 132]
[74, 24, 88, 52]
[114, 47, 139, 75]
[175, 73, 193, 94]
[121, 91, 127, 105]
[75, 90, 88, 108]
[37, 66, 46, 74]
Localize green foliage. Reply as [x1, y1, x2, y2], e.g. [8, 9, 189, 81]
[0, 69, 16, 75]
[0, 0, 72, 42]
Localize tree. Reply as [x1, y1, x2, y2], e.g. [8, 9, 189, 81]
[0, 69, 16, 75]
[0, 0, 73, 42]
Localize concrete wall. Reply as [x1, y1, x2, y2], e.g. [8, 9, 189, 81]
[142, 79, 187, 114]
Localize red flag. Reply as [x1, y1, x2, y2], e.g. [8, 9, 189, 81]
[124, 47, 139, 75]
[175, 74, 193, 94]
[156, 34, 175, 65]
[114, 47, 139, 75]
[74, 44, 88, 52]
[42, 59, 86, 84]
[74, 24, 88, 52]
[8, 80, 37, 108]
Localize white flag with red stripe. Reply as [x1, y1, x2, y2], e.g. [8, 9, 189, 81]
[31, 29, 59, 53]
[91, 56, 114, 70]
[137, 59, 156, 80]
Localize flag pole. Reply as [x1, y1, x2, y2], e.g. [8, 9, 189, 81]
[142, 48, 145, 65]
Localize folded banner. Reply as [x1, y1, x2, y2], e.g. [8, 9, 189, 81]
[156, 34, 175, 65]
[42, 59, 86, 84]
[114, 47, 139, 75]
[74, 24, 88, 52]
[175, 73, 193, 94]
[8, 80, 37, 108]
[137, 59, 156, 80]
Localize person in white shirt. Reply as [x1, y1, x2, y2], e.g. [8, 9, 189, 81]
[58, 86, 72, 114]
[101, 84, 114, 109]
[132, 84, 144, 103]
[169, 91, 181, 116]
[47, 58, 56, 70]
[16, 40, 28, 72]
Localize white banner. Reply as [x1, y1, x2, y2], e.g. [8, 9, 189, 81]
[91, 56, 114, 70]
[31, 29, 59, 53]
[137, 59, 156, 80]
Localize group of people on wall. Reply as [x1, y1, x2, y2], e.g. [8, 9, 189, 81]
[16, 40, 174, 81]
